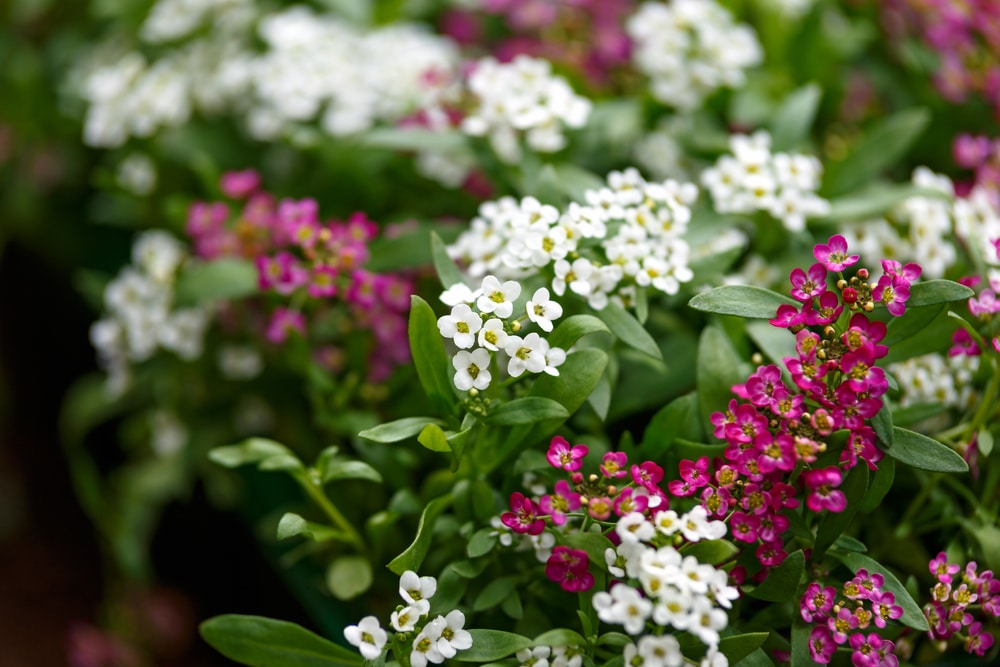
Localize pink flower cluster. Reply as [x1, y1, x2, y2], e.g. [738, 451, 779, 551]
[669, 237, 919, 576]
[883, 1, 1000, 116]
[441, 0, 633, 89]
[184, 170, 414, 381]
[499, 435, 672, 592]
[924, 552, 998, 657]
[955, 276, 1000, 357]
[801, 569, 903, 665]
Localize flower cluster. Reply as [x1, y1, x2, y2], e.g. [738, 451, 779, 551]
[343, 571, 473, 665]
[953, 133, 1000, 205]
[438, 275, 566, 391]
[627, 0, 763, 112]
[448, 168, 697, 312]
[79, 2, 460, 147]
[90, 230, 210, 395]
[515, 644, 584, 667]
[800, 569, 903, 665]
[701, 130, 830, 232]
[185, 170, 414, 381]
[924, 552, 999, 656]
[460, 55, 591, 164]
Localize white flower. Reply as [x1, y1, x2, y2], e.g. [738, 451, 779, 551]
[411, 622, 445, 667]
[551, 645, 583, 667]
[516, 645, 551, 667]
[453, 348, 492, 391]
[687, 596, 728, 648]
[440, 282, 480, 306]
[653, 509, 682, 537]
[477, 275, 521, 318]
[637, 634, 683, 667]
[400, 570, 437, 606]
[438, 303, 483, 349]
[217, 344, 264, 380]
[526, 287, 563, 332]
[593, 582, 652, 635]
[435, 610, 473, 658]
[536, 337, 566, 376]
[700, 646, 729, 667]
[344, 615, 387, 660]
[651, 588, 693, 629]
[504, 333, 547, 377]
[616, 512, 655, 544]
[679, 505, 718, 542]
[477, 317, 508, 351]
[391, 603, 426, 632]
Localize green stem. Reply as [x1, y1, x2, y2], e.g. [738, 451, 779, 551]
[895, 472, 940, 538]
[299, 473, 367, 553]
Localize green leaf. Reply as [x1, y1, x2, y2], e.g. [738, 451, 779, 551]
[595, 302, 662, 359]
[884, 427, 968, 473]
[884, 304, 946, 347]
[821, 184, 949, 222]
[528, 348, 609, 421]
[551, 163, 606, 202]
[486, 397, 569, 425]
[174, 258, 259, 307]
[533, 629, 587, 648]
[467, 528, 497, 558]
[418, 424, 452, 453]
[872, 405, 894, 448]
[277, 513, 341, 542]
[473, 575, 521, 611]
[548, 314, 612, 350]
[905, 280, 975, 308]
[860, 457, 895, 514]
[979, 430, 994, 458]
[640, 393, 703, 457]
[259, 454, 305, 472]
[588, 370, 613, 421]
[823, 108, 931, 196]
[455, 631, 533, 662]
[748, 550, 805, 602]
[838, 553, 930, 631]
[409, 295, 455, 413]
[697, 325, 750, 439]
[688, 286, 797, 319]
[502, 590, 524, 619]
[326, 555, 373, 600]
[358, 127, 466, 153]
[790, 616, 812, 667]
[682, 539, 739, 565]
[563, 531, 613, 570]
[387, 495, 451, 575]
[769, 83, 821, 151]
[358, 417, 444, 443]
[200, 615, 363, 667]
[719, 632, 770, 665]
[833, 535, 868, 553]
[322, 460, 382, 484]
[431, 231, 465, 289]
[812, 464, 868, 560]
[209, 438, 295, 468]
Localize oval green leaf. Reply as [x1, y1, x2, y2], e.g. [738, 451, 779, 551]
[455, 630, 534, 662]
[387, 495, 451, 575]
[688, 285, 797, 319]
[200, 614, 363, 667]
[884, 427, 968, 473]
[358, 417, 444, 443]
[486, 397, 569, 426]
[326, 555, 373, 600]
[596, 301, 662, 359]
[905, 279, 975, 308]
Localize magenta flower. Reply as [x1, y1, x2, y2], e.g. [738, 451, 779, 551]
[501, 492, 545, 535]
[873, 274, 912, 317]
[667, 456, 710, 497]
[842, 313, 888, 358]
[801, 582, 837, 622]
[804, 290, 844, 326]
[968, 621, 995, 656]
[544, 546, 594, 593]
[600, 451, 628, 478]
[871, 592, 903, 628]
[757, 512, 789, 542]
[969, 288, 1000, 316]
[814, 234, 860, 271]
[828, 606, 860, 643]
[849, 632, 885, 667]
[745, 365, 784, 407]
[221, 169, 261, 199]
[930, 552, 960, 584]
[539, 480, 581, 525]
[266, 307, 306, 343]
[789, 263, 828, 302]
[770, 303, 806, 329]
[841, 347, 887, 395]
[630, 461, 663, 491]
[346, 269, 379, 309]
[755, 540, 787, 568]
[757, 432, 795, 474]
[612, 487, 648, 516]
[808, 626, 836, 664]
[881, 259, 922, 283]
[308, 265, 339, 298]
[729, 511, 759, 543]
[802, 467, 847, 513]
[949, 328, 981, 357]
[256, 251, 308, 295]
[546, 435, 589, 471]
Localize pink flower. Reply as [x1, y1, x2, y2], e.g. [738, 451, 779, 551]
[969, 288, 1000, 317]
[630, 461, 663, 491]
[828, 606, 860, 643]
[600, 451, 628, 478]
[849, 632, 885, 667]
[539, 480, 581, 525]
[501, 492, 545, 535]
[881, 259, 922, 283]
[220, 169, 261, 199]
[802, 467, 847, 513]
[756, 540, 787, 568]
[770, 303, 806, 329]
[266, 308, 306, 343]
[930, 552, 960, 584]
[346, 270, 379, 309]
[729, 511, 759, 543]
[308, 265, 339, 298]
[745, 365, 785, 407]
[545, 546, 594, 593]
[546, 436, 588, 471]
[873, 274, 912, 317]
[789, 263, 828, 302]
[612, 487, 648, 516]
[667, 456, 710, 496]
[968, 621, 995, 656]
[814, 235, 860, 272]
[871, 592, 903, 628]
[805, 291, 844, 325]
[801, 582, 837, 622]
[256, 252, 308, 295]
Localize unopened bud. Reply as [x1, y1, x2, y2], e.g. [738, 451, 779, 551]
[607, 485, 617, 496]
[511, 320, 522, 332]
[863, 301, 874, 312]
[842, 287, 858, 304]
[589, 473, 598, 483]
[469, 387, 479, 397]
[751, 353, 763, 364]
[571, 472, 584, 484]
[857, 268, 869, 280]
[837, 279, 847, 290]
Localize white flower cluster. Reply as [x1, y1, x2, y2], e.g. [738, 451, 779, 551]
[627, 0, 762, 112]
[90, 231, 211, 395]
[597, 508, 736, 666]
[516, 645, 584, 667]
[954, 186, 1000, 286]
[79, 2, 460, 147]
[344, 571, 472, 666]
[889, 353, 979, 412]
[701, 130, 830, 232]
[461, 55, 591, 164]
[448, 169, 697, 312]
[438, 275, 566, 391]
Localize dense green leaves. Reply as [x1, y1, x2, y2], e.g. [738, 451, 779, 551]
[860, 457, 896, 513]
[719, 633, 770, 665]
[548, 314, 612, 350]
[639, 393, 703, 457]
[688, 286, 797, 319]
[200, 615, 362, 667]
[884, 427, 968, 473]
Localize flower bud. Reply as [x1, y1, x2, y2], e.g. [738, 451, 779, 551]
[857, 268, 869, 280]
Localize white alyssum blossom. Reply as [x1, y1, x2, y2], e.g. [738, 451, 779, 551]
[400, 570, 437, 607]
[593, 582, 654, 635]
[637, 634, 684, 667]
[438, 303, 483, 348]
[434, 610, 473, 658]
[550, 645, 584, 667]
[217, 344, 264, 380]
[616, 511, 656, 544]
[628, 0, 762, 112]
[477, 275, 522, 318]
[462, 55, 591, 163]
[889, 353, 978, 414]
[411, 624, 445, 667]
[116, 153, 157, 196]
[526, 287, 563, 332]
[701, 130, 830, 232]
[477, 317, 508, 351]
[453, 348, 493, 391]
[390, 604, 425, 632]
[516, 645, 552, 667]
[344, 615, 388, 660]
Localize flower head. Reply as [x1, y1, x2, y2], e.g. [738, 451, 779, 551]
[344, 616, 387, 660]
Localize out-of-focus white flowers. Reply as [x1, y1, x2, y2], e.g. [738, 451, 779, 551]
[628, 0, 762, 112]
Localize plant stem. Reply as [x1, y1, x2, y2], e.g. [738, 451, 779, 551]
[300, 473, 367, 553]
